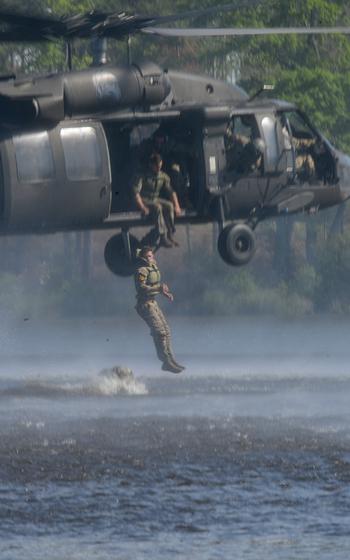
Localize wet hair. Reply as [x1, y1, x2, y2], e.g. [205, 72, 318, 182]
[139, 245, 153, 258]
[149, 152, 162, 166]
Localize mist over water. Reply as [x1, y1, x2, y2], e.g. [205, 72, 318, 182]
[1, 316, 350, 560]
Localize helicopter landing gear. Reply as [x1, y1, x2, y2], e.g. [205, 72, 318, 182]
[218, 223, 256, 266]
[104, 229, 140, 276]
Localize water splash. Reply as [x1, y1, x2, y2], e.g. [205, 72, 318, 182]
[2, 366, 148, 398]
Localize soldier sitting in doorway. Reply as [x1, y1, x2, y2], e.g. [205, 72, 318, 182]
[132, 152, 182, 248]
[140, 128, 193, 209]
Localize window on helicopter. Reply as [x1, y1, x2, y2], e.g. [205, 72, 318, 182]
[280, 112, 320, 183]
[283, 111, 315, 140]
[13, 131, 54, 183]
[286, 112, 335, 183]
[60, 127, 102, 181]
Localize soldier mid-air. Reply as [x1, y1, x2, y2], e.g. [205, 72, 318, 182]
[134, 245, 185, 374]
[132, 153, 182, 248]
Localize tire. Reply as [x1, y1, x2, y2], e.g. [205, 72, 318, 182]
[104, 233, 140, 277]
[218, 223, 256, 266]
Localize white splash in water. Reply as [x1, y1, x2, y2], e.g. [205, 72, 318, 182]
[23, 365, 148, 397]
[87, 371, 148, 396]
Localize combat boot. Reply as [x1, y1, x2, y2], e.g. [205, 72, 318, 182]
[167, 232, 180, 247]
[162, 360, 184, 374]
[159, 234, 173, 248]
[164, 337, 185, 371]
[170, 359, 185, 371]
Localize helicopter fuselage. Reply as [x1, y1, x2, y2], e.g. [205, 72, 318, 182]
[0, 63, 349, 271]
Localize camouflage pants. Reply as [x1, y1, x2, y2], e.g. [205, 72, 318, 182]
[136, 299, 175, 363]
[296, 154, 315, 180]
[143, 197, 175, 237]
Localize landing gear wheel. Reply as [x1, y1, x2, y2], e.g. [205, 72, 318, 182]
[104, 233, 140, 277]
[218, 223, 256, 266]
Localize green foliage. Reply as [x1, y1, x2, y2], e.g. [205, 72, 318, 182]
[292, 263, 320, 300]
[192, 267, 314, 318]
[314, 231, 350, 312]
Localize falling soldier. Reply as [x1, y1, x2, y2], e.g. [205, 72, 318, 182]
[134, 246, 185, 374]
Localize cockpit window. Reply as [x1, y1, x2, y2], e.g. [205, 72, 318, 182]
[13, 131, 54, 183]
[283, 111, 315, 139]
[280, 111, 335, 184]
[232, 115, 259, 139]
[60, 127, 102, 181]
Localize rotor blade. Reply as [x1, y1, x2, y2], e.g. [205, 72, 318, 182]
[0, 10, 66, 42]
[143, 26, 350, 37]
[0, 3, 262, 42]
[0, 10, 65, 35]
[150, 1, 263, 25]
[73, 3, 261, 39]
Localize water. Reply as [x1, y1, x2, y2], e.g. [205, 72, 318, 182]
[1, 316, 350, 559]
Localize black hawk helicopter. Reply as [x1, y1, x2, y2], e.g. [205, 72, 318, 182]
[0, 3, 349, 275]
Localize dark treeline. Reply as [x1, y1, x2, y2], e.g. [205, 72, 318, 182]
[0, 0, 350, 319]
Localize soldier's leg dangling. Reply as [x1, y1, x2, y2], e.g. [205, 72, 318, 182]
[136, 300, 184, 372]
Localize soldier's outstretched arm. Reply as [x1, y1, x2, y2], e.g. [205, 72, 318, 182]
[162, 283, 174, 302]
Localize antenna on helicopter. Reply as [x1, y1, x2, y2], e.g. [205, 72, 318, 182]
[249, 84, 274, 102]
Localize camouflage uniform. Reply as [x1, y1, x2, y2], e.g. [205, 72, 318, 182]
[282, 129, 316, 181]
[294, 138, 315, 181]
[132, 170, 175, 238]
[134, 257, 176, 365]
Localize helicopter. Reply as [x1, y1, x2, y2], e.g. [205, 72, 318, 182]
[0, 5, 349, 276]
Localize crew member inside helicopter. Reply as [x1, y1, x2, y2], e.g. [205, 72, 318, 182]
[137, 127, 193, 209]
[166, 158, 192, 209]
[132, 152, 182, 248]
[136, 128, 167, 168]
[225, 115, 264, 175]
[280, 115, 315, 182]
[279, 111, 335, 184]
